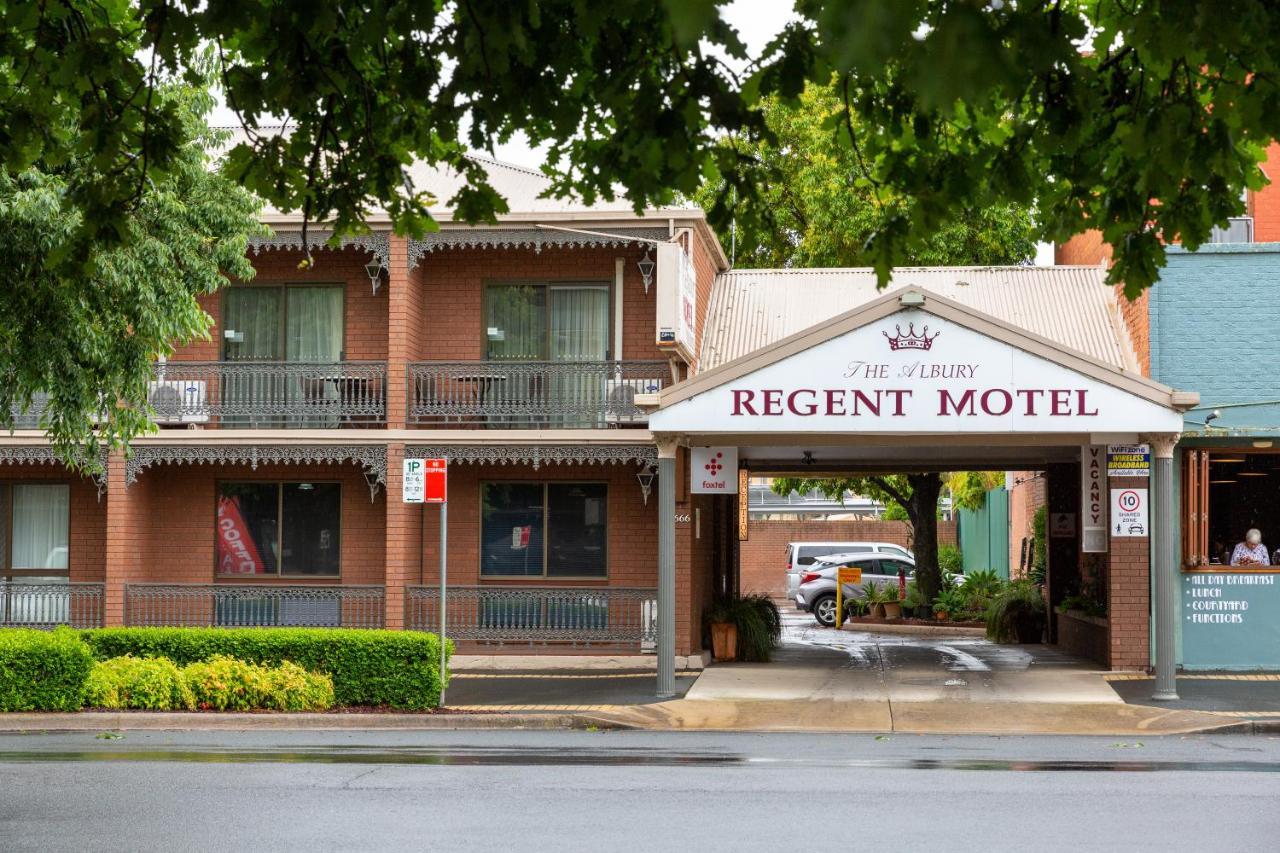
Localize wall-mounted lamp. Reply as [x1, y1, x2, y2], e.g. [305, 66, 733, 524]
[636, 464, 658, 505]
[801, 451, 816, 466]
[364, 261, 385, 295]
[1204, 408, 1222, 426]
[637, 249, 656, 294]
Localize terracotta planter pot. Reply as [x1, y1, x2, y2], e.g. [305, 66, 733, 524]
[934, 610, 949, 622]
[711, 622, 738, 661]
[882, 602, 903, 620]
[869, 603, 886, 619]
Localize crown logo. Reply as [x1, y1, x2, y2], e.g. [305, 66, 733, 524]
[883, 323, 939, 351]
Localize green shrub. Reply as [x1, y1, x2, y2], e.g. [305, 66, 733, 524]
[84, 656, 195, 710]
[938, 544, 963, 574]
[81, 628, 450, 710]
[986, 581, 1047, 643]
[0, 628, 94, 711]
[932, 588, 968, 618]
[1030, 507, 1048, 584]
[183, 656, 334, 712]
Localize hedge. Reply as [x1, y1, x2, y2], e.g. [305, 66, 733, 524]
[80, 628, 450, 710]
[84, 655, 195, 711]
[0, 628, 94, 711]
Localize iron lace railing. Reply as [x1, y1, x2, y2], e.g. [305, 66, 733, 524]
[149, 361, 387, 427]
[0, 581, 104, 628]
[405, 585, 658, 647]
[125, 584, 385, 628]
[406, 360, 667, 428]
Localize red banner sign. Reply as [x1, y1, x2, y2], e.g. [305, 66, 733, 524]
[216, 494, 267, 574]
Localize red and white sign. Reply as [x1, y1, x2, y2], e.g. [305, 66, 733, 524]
[422, 458, 448, 504]
[656, 238, 698, 359]
[690, 446, 738, 493]
[1081, 444, 1108, 553]
[511, 525, 531, 549]
[1111, 488, 1148, 538]
[648, 308, 1186, 436]
[216, 494, 267, 574]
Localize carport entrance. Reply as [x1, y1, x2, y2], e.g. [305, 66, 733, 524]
[646, 287, 1197, 700]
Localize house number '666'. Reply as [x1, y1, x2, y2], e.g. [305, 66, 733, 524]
[673, 514, 691, 523]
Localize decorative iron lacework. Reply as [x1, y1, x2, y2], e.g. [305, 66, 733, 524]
[124, 444, 388, 501]
[0, 446, 109, 498]
[247, 230, 391, 269]
[405, 443, 656, 470]
[407, 227, 670, 267]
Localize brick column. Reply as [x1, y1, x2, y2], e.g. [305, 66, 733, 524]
[384, 234, 412, 430]
[1107, 474, 1152, 669]
[383, 443, 418, 629]
[102, 450, 131, 626]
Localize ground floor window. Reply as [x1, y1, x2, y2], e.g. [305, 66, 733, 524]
[1186, 451, 1280, 566]
[216, 482, 340, 577]
[480, 482, 607, 578]
[0, 483, 70, 577]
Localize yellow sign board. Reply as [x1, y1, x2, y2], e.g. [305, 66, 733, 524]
[834, 567, 862, 629]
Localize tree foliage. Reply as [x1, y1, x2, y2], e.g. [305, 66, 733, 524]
[0, 74, 261, 466]
[692, 81, 1038, 269]
[946, 471, 1004, 513]
[4, 2, 1275, 294]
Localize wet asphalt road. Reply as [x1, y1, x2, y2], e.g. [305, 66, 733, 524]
[2, 730, 1279, 852]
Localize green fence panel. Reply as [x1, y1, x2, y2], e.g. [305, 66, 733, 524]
[958, 486, 1010, 579]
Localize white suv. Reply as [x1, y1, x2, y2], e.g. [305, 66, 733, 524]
[784, 541, 913, 599]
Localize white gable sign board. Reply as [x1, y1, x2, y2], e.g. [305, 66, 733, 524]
[650, 308, 1183, 435]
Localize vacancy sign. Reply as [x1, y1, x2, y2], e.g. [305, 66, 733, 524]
[403, 458, 447, 504]
[691, 446, 738, 493]
[1111, 488, 1148, 538]
[1081, 444, 1108, 552]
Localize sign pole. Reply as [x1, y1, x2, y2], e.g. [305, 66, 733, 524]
[439, 499, 447, 709]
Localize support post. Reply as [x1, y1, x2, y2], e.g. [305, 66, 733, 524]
[439, 501, 448, 708]
[656, 436, 679, 698]
[1149, 434, 1180, 701]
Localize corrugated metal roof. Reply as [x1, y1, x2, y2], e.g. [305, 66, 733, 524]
[700, 265, 1135, 371]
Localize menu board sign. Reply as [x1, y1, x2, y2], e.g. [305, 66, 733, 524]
[1182, 573, 1280, 668]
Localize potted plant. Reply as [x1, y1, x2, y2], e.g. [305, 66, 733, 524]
[985, 581, 1048, 643]
[932, 588, 965, 622]
[703, 595, 782, 662]
[881, 584, 903, 620]
[863, 584, 887, 619]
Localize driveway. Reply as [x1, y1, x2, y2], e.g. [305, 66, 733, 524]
[686, 611, 1122, 705]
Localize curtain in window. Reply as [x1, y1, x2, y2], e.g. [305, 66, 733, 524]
[286, 287, 344, 426]
[549, 287, 609, 427]
[486, 286, 546, 361]
[223, 288, 284, 426]
[11, 484, 69, 571]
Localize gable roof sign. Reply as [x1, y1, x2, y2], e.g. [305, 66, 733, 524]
[649, 288, 1195, 436]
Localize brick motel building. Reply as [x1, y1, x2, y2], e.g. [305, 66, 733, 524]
[0, 154, 1201, 698]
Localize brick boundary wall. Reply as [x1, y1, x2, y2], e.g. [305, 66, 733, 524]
[740, 519, 958, 599]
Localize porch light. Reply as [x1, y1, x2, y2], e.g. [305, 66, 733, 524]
[636, 464, 658, 505]
[637, 249, 655, 294]
[365, 261, 385, 295]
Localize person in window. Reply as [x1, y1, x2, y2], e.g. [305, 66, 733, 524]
[1230, 529, 1270, 566]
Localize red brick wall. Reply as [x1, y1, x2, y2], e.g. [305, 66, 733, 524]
[739, 518, 958, 598]
[1254, 141, 1280, 241]
[1107, 474, 1151, 670]
[690, 226, 721, 372]
[411, 245, 664, 362]
[1055, 230, 1112, 266]
[115, 462, 385, 587]
[1008, 472, 1047, 578]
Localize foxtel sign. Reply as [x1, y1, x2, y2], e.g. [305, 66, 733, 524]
[649, 309, 1185, 435]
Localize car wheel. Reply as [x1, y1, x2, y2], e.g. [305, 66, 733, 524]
[812, 595, 838, 627]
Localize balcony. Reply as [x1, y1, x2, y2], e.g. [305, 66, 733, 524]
[124, 583, 386, 628]
[0, 581, 104, 628]
[149, 361, 387, 428]
[404, 585, 657, 648]
[1209, 216, 1254, 244]
[406, 360, 667, 428]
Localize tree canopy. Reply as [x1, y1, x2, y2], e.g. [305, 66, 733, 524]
[5, 1, 1276, 294]
[0, 75, 262, 465]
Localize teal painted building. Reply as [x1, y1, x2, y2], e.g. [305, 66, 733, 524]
[1150, 243, 1280, 669]
[957, 487, 1010, 579]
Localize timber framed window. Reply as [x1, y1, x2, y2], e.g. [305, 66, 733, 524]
[0, 483, 70, 578]
[216, 482, 341, 577]
[479, 482, 608, 578]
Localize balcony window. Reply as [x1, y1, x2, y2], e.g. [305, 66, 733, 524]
[485, 284, 610, 361]
[0, 483, 70, 577]
[216, 482, 341, 577]
[480, 482, 608, 578]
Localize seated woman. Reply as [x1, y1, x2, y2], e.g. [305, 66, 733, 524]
[1230, 529, 1270, 566]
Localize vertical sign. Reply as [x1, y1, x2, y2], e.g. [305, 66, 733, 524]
[738, 467, 750, 541]
[423, 458, 448, 503]
[402, 458, 425, 503]
[1081, 444, 1108, 552]
[655, 238, 698, 359]
[691, 446, 738, 493]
